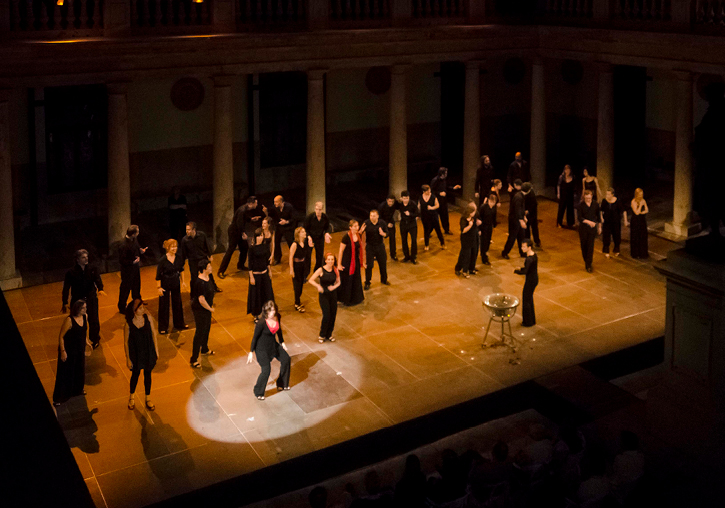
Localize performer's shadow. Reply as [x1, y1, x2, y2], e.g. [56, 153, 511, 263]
[138, 412, 194, 490]
[61, 397, 100, 454]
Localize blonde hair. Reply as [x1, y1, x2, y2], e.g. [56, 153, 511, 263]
[294, 227, 306, 244]
[634, 188, 644, 201]
[163, 238, 178, 252]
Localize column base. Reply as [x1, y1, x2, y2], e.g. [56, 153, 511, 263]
[0, 271, 23, 291]
[664, 220, 701, 238]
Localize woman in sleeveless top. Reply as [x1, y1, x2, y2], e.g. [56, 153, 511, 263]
[248, 228, 275, 320]
[309, 253, 341, 343]
[124, 298, 159, 410]
[557, 165, 576, 228]
[53, 300, 90, 405]
[582, 167, 602, 203]
[289, 227, 312, 313]
[630, 188, 650, 259]
[338, 220, 365, 306]
[262, 217, 275, 263]
[420, 184, 446, 250]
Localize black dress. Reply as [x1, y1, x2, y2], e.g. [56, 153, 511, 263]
[339, 233, 364, 306]
[52, 315, 87, 404]
[557, 176, 576, 227]
[583, 178, 598, 201]
[318, 268, 338, 339]
[128, 314, 158, 371]
[515, 254, 538, 327]
[247, 243, 275, 316]
[630, 202, 649, 259]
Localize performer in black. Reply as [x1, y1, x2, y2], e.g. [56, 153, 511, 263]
[378, 195, 399, 261]
[304, 201, 333, 271]
[557, 165, 576, 228]
[289, 227, 312, 313]
[338, 220, 365, 306]
[271, 195, 296, 265]
[219, 196, 264, 279]
[475, 155, 495, 205]
[398, 191, 419, 264]
[431, 167, 460, 235]
[62, 249, 106, 348]
[168, 187, 188, 240]
[525, 184, 541, 247]
[490, 179, 503, 229]
[156, 239, 188, 334]
[360, 209, 389, 290]
[181, 222, 220, 293]
[514, 239, 538, 327]
[190, 259, 216, 368]
[507, 152, 530, 193]
[501, 180, 527, 259]
[309, 253, 341, 343]
[52, 300, 90, 406]
[420, 185, 446, 251]
[247, 228, 275, 320]
[247, 300, 291, 400]
[600, 188, 628, 258]
[118, 225, 147, 314]
[455, 204, 480, 278]
[577, 190, 601, 272]
[582, 167, 602, 203]
[123, 299, 159, 411]
[478, 193, 497, 265]
[630, 188, 650, 259]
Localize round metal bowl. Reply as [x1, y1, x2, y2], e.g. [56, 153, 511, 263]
[483, 293, 520, 319]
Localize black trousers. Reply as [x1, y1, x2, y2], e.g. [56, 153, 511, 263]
[526, 214, 541, 245]
[422, 216, 445, 247]
[557, 196, 575, 227]
[480, 226, 492, 263]
[130, 367, 152, 396]
[470, 237, 480, 272]
[158, 285, 185, 331]
[502, 218, 525, 257]
[438, 197, 450, 233]
[219, 229, 248, 274]
[365, 244, 388, 284]
[602, 222, 621, 254]
[118, 266, 141, 312]
[455, 242, 478, 273]
[400, 224, 418, 261]
[310, 235, 326, 271]
[254, 343, 291, 397]
[82, 296, 101, 345]
[292, 261, 306, 306]
[579, 224, 597, 268]
[387, 225, 397, 258]
[273, 228, 295, 263]
[522, 279, 538, 327]
[190, 307, 212, 363]
[319, 290, 338, 339]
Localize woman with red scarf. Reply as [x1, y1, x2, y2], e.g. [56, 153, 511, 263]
[309, 253, 342, 343]
[337, 220, 365, 306]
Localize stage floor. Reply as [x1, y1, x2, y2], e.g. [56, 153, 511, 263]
[7, 200, 672, 508]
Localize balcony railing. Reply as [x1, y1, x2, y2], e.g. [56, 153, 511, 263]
[238, 0, 306, 29]
[7, 0, 104, 36]
[412, 0, 466, 20]
[132, 0, 212, 32]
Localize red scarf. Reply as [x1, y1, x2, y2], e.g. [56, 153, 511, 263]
[348, 231, 357, 275]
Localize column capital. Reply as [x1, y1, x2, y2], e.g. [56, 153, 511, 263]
[106, 82, 129, 95]
[212, 74, 236, 87]
[307, 69, 328, 81]
[594, 61, 614, 74]
[671, 69, 696, 82]
[531, 56, 545, 67]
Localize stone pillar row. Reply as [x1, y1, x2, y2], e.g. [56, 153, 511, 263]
[530, 57, 546, 192]
[0, 90, 21, 289]
[596, 62, 615, 195]
[107, 83, 132, 254]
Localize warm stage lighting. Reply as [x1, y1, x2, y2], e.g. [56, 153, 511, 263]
[57, 0, 63, 4]
[193, 0, 203, 3]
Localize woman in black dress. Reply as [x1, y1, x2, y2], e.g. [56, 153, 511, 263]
[248, 228, 275, 320]
[630, 188, 650, 259]
[557, 165, 576, 228]
[455, 204, 479, 278]
[52, 300, 90, 406]
[338, 220, 365, 306]
[156, 239, 188, 334]
[190, 259, 216, 368]
[514, 239, 538, 327]
[420, 184, 446, 251]
[309, 253, 342, 343]
[582, 167, 602, 203]
[262, 216, 275, 263]
[124, 299, 159, 410]
[289, 227, 311, 313]
[247, 300, 291, 400]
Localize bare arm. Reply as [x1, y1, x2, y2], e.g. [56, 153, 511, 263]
[147, 315, 160, 357]
[198, 295, 214, 312]
[337, 242, 346, 270]
[330, 272, 341, 291]
[288, 242, 297, 277]
[308, 268, 324, 293]
[462, 219, 474, 234]
[58, 317, 72, 362]
[594, 177, 603, 201]
[123, 323, 131, 368]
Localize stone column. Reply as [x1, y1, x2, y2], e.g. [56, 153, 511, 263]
[463, 60, 481, 201]
[307, 70, 327, 214]
[213, 75, 235, 252]
[530, 57, 546, 191]
[389, 65, 408, 198]
[596, 63, 615, 193]
[665, 71, 698, 238]
[0, 90, 21, 289]
[107, 83, 131, 254]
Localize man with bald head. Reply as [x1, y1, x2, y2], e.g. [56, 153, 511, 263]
[304, 201, 332, 271]
[271, 195, 296, 265]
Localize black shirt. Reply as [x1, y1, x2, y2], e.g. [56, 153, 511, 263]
[320, 267, 337, 292]
[62, 263, 103, 305]
[248, 243, 271, 272]
[475, 164, 495, 197]
[479, 203, 497, 230]
[304, 212, 331, 239]
[601, 199, 624, 225]
[250, 319, 285, 359]
[577, 201, 601, 224]
[378, 201, 399, 225]
[243, 206, 266, 235]
[168, 194, 187, 220]
[510, 191, 526, 221]
[119, 237, 142, 268]
[181, 231, 212, 264]
[515, 253, 539, 285]
[398, 201, 419, 228]
[430, 176, 447, 200]
[292, 241, 310, 262]
[191, 277, 215, 310]
[155, 255, 185, 290]
[460, 215, 478, 246]
[507, 160, 529, 186]
[271, 202, 295, 231]
[525, 190, 538, 217]
[363, 219, 388, 246]
[419, 194, 438, 217]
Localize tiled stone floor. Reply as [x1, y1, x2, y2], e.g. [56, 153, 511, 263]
[6, 199, 674, 508]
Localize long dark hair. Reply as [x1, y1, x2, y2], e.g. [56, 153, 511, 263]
[70, 300, 86, 317]
[258, 300, 280, 322]
[125, 298, 145, 326]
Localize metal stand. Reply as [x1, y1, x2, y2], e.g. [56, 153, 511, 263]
[482, 314, 518, 353]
